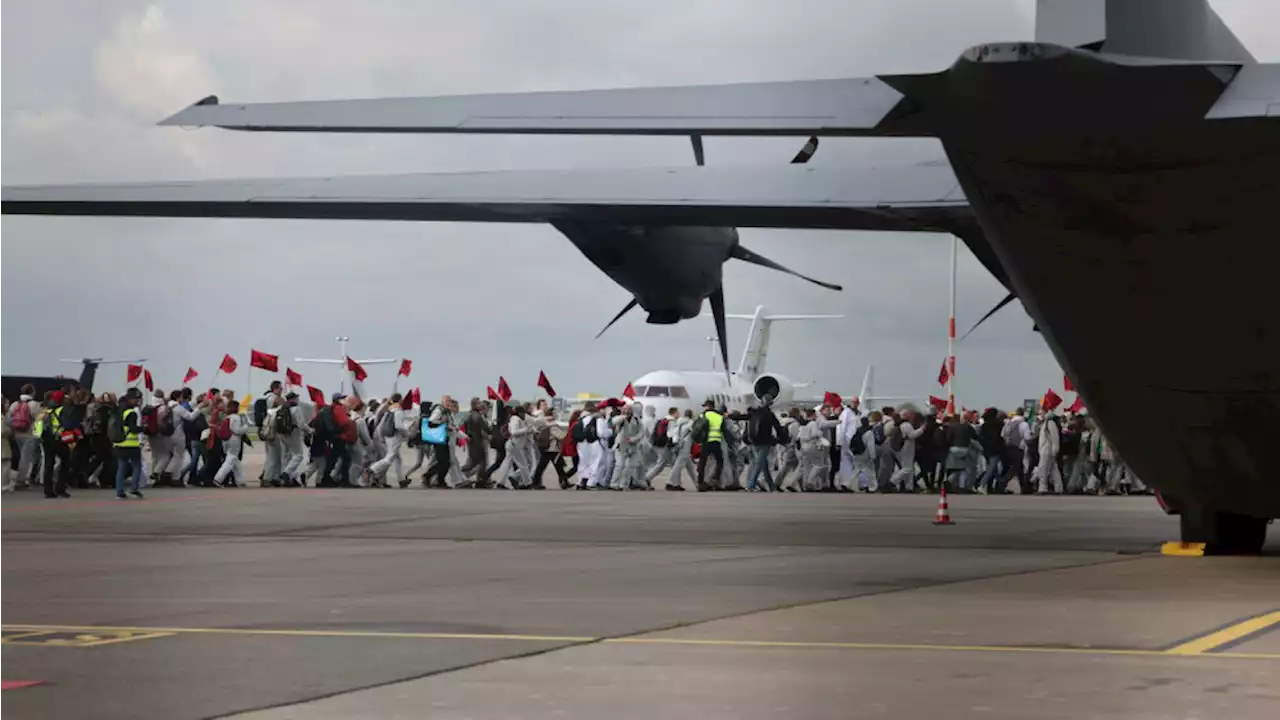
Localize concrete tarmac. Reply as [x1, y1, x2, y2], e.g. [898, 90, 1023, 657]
[3, 449, 1278, 719]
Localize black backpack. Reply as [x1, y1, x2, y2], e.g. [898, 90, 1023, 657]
[189, 412, 209, 442]
[691, 416, 710, 444]
[888, 424, 906, 452]
[582, 416, 599, 443]
[253, 397, 269, 428]
[106, 408, 127, 444]
[275, 405, 296, 435]
[313, 406, 335, 440]
[849, 428, 867, 455]
[872, 423, 886, 446]
[652, 418, 670, 447]
[158, 405, 176, 436]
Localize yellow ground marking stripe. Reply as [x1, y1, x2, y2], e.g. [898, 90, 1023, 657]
[0, 630, 58, 643]
[5, 624, 1278, 660]
[1166, 610, 1280, 655]
[1, 624, 593, 644]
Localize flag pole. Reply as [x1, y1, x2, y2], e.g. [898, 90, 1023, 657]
[337, 336, 349, 395]
[947, 234, 957, 415]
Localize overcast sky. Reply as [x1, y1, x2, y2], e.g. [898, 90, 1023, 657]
[3, 1, 1275, 406]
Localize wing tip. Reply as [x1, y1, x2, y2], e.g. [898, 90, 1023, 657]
[158, 95, 219, 126]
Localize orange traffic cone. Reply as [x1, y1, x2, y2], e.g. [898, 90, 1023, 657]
[933, 485, 956, 525]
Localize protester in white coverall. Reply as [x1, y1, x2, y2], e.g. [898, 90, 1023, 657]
[587, 407, 616, 489]
[166, 390, 193, 481]
[506, 405, 537, 489]
[7, 388, 42, 489]
[852, 414, 878, 492]
[874, 411, 898, 493]
[890, 410, 926, 492]
[612, 403, 647, 490]
[279, 393, 310, 487]
[643, 407, 679, 486]
[774, 411, 802, 491]
[835, 400, 863, 491]
[797, 407, 837, 491]
[349, 402, 375, 487]
[664, 410, 696, 491]
[638, 404, 658, 477]
[370, 394, 411, 487]
[1035, 411, 1064, 494]
[214, 401, 249, 487]
[575, 407, 600, 489]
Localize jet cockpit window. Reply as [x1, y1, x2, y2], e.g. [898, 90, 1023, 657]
[670, 386, 689, 398]
[643, 386, 670, 397]
[633, 386, 649, 397]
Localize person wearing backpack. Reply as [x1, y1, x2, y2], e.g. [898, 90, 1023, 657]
[641, 406, 679, 488]
[835, 397, 863, 493]
[572, 404, 599, 490]
[460, 398, 492, 481]
[37, 390, 77, 499]
[529, 407, 564, 489]
[273, 392, 308, 487]
[112, 388, 146, 499]
[6, 384, 42, 491]
[887, 409, 926, 493]
[773, 410, 803, 492]
[368, 393, 409, 488]
[693, 400, 725, 492]
[481, 400, 512, 488]
[211, 399, 250, 487]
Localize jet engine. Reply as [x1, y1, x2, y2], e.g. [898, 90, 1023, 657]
[752, 373, 795, 408]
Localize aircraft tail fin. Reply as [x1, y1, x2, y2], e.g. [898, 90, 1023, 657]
[1036, 0, 1254, 62]
[711, 306, 842, 382]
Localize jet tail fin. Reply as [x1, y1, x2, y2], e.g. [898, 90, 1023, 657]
[1036, 0, 1254, 63]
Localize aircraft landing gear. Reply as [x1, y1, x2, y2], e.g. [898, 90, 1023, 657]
[1178, 505, 1270, 555]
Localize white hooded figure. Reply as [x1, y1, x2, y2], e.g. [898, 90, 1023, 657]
[665, 410, 697, 490]
[588, 408, 615, 489]
[643, 409, 681, 486]
[506, 407, 537, 489]
[612, 403, 648, 490]
[575, 409, 599, 488]
[797, 410, 837, 491]
[1035, 412, 1064, 494]
[638, 404, 659, 474]
[835, 401, 862, 491]
[851, 420, 877, 491]
[774, 413, 802, 491]
[213, 406, 250, 487]
[889, 411, 925, 492]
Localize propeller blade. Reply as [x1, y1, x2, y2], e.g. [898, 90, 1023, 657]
[709, 286, 731, 382]
[690, 134, 705, 167]
[595, 298, 640, 340]
[730, 245, 843, 291]
[790, 136, 819, 164]
[958, 292, 1017, 342]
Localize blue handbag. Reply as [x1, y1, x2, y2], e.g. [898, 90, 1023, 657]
[421, 420, 449, 445]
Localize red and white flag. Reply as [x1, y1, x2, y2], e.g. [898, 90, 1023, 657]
[1064, 373, 1075, 393]
[182, 367, 198, 385]
[285, 368, 303, 387]
[487, 385, 501, 402]
[144, 370, 154, 392]
[622, 383, 636, 399]
[537, 370, 556, 398]
[219, 354, 238, 374]
[928, 395, 949, 411]
[1042, 388, 1063, 411]
[398, 359, 413, 377]
[497, 377, 513, 403]
[410, 387, 421, 406]
[127, 364, 143, 383]
[938, 359, 951, 387]
[250, 349, 279, 373]
[1068, 396, 1085, 413]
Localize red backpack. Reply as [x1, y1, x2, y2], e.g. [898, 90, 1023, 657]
[139, 405, 159, 435]
[216, 417, 234, 442]
[10, 402, 32, 433]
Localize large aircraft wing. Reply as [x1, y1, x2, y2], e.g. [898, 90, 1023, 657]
[2, 160, 971, 232]
[158, 77, 918, 137]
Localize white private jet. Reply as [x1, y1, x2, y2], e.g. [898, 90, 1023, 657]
[629, 306, 840, 416]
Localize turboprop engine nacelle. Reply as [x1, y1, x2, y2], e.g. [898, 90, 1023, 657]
[752, 373, 795, 407]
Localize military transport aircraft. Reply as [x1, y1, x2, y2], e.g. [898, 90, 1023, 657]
[4, 0, 1278, 553]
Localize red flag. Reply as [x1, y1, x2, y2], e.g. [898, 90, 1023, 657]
[306, 385, 325, 405]
[219, 354, 238, 374]
[497, 376, 513, 402]
[285, 368, 303, 386]
[250, 349, 279, 373]
[127, 364, 143, 383]
[183, 367, 198, 385]
[1042, 388, 1063, 410]
[1068, 396, 1085, 413]
[346, 357, 368, 382]
[1064, 373, 1075, 392]
[622, 383, 636, 399]
[398, 359, 413, 377]
[410, 388, 421, 405]
[487, 385, 501, 401]
[144, 370, 154, 392]
[823, 391, 842, 408]
[537, 370, 557, 398]
[938, 359, 951, 387]
[928, 395, 948, 411]
[400, 393, 413, 410]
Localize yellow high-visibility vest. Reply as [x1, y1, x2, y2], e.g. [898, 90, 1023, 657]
[704, 410, 724, 443]
[114, 408, 141, 449]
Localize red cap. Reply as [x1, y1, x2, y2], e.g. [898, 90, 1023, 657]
[51, 390, 66, 404]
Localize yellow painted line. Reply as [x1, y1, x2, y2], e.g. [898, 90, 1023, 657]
[5, 624, 1278, 660]
[0, 630, 57, 644]
[1166, 610, 1280, 655]
[1, 624, 593, 644]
